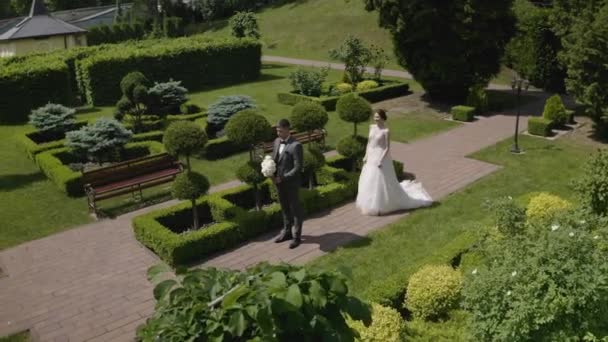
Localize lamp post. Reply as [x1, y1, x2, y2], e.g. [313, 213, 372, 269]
[510, 77, 529, 154]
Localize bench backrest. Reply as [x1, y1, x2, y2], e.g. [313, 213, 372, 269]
[82, 153, 179, 187]
[262, 129, 326, 152]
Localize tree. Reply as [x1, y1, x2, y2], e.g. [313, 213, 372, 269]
[163, 121, 207, 172]
[562, 2, 608, 134]
[229, 11, 260, 39]
[137, 262, 372, 342]
[65, 118, 132, 164]
[336, 93, 372, 136]
[206, 95, 256, 138]
[10, 0, 30, 16]
[302, 143, 325, 189]
[290, 101, 329, 141]
[146, 80, 188, 116]
[329, 36, 372, 84]
[28, 103, 76, 135]
[172, 171, 209, 230]
[115, 71, 150, 132]
[364, 0, 516, 102]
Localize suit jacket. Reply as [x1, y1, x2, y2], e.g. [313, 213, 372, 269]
[272, 136, 303, 184]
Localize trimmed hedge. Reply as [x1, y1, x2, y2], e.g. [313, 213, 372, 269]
[203, 136, 247, 160]
[451, 105, 476, 122]
[35, 141, 165, 196]
[78, 36, 262, 105]
[528, 117, 553, 137]
[277, 83, 410, 111]
[326, 154, 405, 180]
[132, 163, 358, 266]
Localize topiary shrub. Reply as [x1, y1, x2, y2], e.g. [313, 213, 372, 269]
[180, 101, 202, 114]
[451, 105, 476, 122]
[466, 85, 489, 115]
[230, 11, 261, 39]
[290, 101, 329, 139]
[528, 117, 553, 137]
[163, 121, 207, 171]
[206, 95, 256, 138]
[526, 192, 573, 225]
[289, 67, 329, 97]
[28, 103, 77, 136]
[147, 80, 188, 116]
[337, 93, 373, 136]
[349, 303, 407, 342]
[224, 109, 273, 158]
[236, 161, 266, 210]
[302, 143, 326, 189]
[172, 171, 210, 231]
[356, 80, 379, 92]
[542, 94, 569, 127]
[335, 82, 354, 95]
[337, 135, 367, 171]
[406, 265, 464, 321]
[115, 71, 150, 131]
[574, 150, 608, 216]
[65, 118, 132, 165]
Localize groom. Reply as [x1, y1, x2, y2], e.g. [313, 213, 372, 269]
[272, 119, 304, 249]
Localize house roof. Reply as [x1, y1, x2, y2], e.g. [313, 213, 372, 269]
[0, 0, 86, 41]
[52, 4, 131, 24]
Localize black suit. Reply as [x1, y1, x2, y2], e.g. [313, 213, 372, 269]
[272, 136, 304, 239]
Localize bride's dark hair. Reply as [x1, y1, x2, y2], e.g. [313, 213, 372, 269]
[376, 108, 388, 121]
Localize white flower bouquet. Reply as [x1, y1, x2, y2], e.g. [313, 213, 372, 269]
[261, 155, 276, 177]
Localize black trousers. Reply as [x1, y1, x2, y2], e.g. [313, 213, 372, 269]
[276, 180, 304, 239]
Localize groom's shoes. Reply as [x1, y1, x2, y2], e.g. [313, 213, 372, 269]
[274, 232, 293, 243]
[289, 238, 301, 249]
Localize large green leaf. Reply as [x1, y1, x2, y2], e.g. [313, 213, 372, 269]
[267, 271, 287, 289]
[154, 279, 177, 300]
[285, 284, 303, 308]
[147, 263, 170, 282]
[222, 285, 249, 309]
[290, 268, 307, 282]
[228, 311, 247, 337]
[309, 280, 328, 308]
[330, 277, 347, 295]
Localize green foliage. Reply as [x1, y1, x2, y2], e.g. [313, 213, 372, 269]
[180, 101, 202, 114]
[485, 196, 526, 236]
[356, 80, 379, 92]
[207, 95, 257, 137]
[525, 192, 573, 225]
[137, 262, 371, 342]
[337, 93, 372, 136]
[335, 82, 354, 95]
[290, 101, 329, 134]
[147, 80, 189, 116]
[289, 67, 329, 97]
[28, 103, 76, 134]
[406, 265, 463, 321]
[465, 86, 489, 115]
[115, 71, 150, 126]
[230, 11, 261, 39]
[528, 117, 553, 137]
[365, 0, 515, 102]
[163, 16, 184, 38]
[65, 118, 133, 164]
[369, 45, 388, 81]
[542, 95, 569, 126]
[163, 121, 207, 169]
[562, 3, 608, 134]
[224, 109, 273, 148]
[574, 150, 608, 216]
[87, 23, 146, 46]
[337, 136, 367, 164]
[348, 303, 407, 342]
[236, 160, 266, 186]
[172, 171, 210, 202]
[329, 35, 372, 84]
[462, 213, 608, 341]
[451, 105, 475, 122]
[303, 143, 326, 189]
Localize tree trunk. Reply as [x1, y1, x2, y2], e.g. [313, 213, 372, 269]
[192, 199, 199, 230]
[308, 172, 314, 190]
[254, 183, 261, 211]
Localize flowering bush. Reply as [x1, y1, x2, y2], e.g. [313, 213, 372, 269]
[525, 192, 573, 225]
[405, 265, 463, 321]
[484, 196, 526, 236]
[574, 150, 608, 216]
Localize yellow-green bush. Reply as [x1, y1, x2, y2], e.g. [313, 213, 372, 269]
[349, 303, 406, 342]
[405, 265, 463, 320]
[356, 80, 379, 92]
[526, 192, 573, 224]
[336, 82, 354, 94]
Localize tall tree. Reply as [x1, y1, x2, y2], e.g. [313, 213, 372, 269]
[364, 0, 516, 102]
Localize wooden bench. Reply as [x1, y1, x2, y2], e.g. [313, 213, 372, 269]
[261, 129, 327, 154]
[82, 153, 182, 214]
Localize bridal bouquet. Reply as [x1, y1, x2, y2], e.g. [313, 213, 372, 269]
[261, 155, 276, 177]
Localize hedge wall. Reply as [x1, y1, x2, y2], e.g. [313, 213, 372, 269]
[35, 141, 165, 196]
[277, 83, 410, 111]
[528, 117, 553, 137]
[78, 36, 262, 105]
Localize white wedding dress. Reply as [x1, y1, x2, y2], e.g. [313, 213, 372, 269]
[356, 125, 433, 215]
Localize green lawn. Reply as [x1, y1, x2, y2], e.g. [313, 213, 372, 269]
[0, 331, 30, 342]
[309, 136, 594, 299]
[0, 63, 455, 250]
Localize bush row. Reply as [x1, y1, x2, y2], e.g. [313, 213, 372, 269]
[133, 161, 358, 266]
[35, 141, 165, 196]
[87, 23, 146, 46]
[78, 36, 262, 105]
[277, 83, 410, 111]
[528, 117, 553, 137]
[451, 105, 476, 122]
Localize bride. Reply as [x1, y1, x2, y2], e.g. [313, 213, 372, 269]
[356, 109, 433, 216]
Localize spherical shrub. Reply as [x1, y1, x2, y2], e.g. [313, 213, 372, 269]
[147, 80, 189, 115]
[224, 109, 273, 147]
[526, 192, 573, 225]
[163, 121, 208, 157]
[486, 196, 526, 236]
[336, 93, 373, 134]
[574, 150, 608, 215]
[207, 95, 256, 136]
[335, 82, 353, 94]
[303, 143, 326, 175]
[337, 135, 367, 160]
[236, 160, 265, 185]
[356, 80, 379, 92]
[542, 95, 569, 126]
[172, 171, 210, 201]
[29, 103, 76, 134]
[120, 71, 149, 98]
[180, 102, 202, 114]
[406, 265, 463, 321]
[290, 101, 329, 134]
[349, 303, 406, 342]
